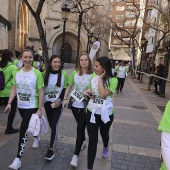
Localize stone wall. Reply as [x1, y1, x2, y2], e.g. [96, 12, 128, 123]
[8, 0, 17, 51]
[0, 0, 9, 49]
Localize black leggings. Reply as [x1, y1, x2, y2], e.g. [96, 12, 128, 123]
[0, 96, 17, 130]
[17, 108, 38, 158]
[44, 102, 62, 148]
[86, 110, 113, 169]
[117, 77, 125, 91]
[71, 106, 86, 156]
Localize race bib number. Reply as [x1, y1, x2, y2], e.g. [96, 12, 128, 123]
[45, 92, 60, 102]
[18, 92, 31, 104]
[70, 89, 84, 103]
[88, 98, 105, 109]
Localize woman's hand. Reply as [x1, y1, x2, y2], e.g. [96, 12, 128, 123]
[83, 89, 94, 99]
[62, 99, 68, 108]
[4, 104, 11, 114]
[37, 109, 42, 118]
[99, 71, 105, 79]
[55, 99, 61, 107]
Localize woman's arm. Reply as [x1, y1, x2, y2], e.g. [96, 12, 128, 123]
[4, 85, 16, 113]
[62, 84, 73, 108]
[98, 75, 111, 99]
[63, 84, 73, 99]
[36, 88, 44, 117]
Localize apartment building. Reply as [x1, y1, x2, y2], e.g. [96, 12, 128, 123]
[142, 0, 170, 79]
[108, 0, 140, 62]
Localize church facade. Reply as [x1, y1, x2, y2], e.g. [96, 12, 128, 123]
[0, 0, 110, 63]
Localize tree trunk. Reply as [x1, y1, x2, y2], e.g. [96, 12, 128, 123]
[75, 14, 82, 68]
[35, 16, 49, 67]
[131, 46, 136, 77]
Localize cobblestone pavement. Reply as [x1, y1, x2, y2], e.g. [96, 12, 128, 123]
[0, 72, 169, 170]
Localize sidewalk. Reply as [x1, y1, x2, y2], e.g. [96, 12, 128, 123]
[0, 66, 110, 170]
[111, 75, 169, 170]
[0, 72, 169, 170]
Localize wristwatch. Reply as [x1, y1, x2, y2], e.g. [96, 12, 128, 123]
[38, 107, 43, 110]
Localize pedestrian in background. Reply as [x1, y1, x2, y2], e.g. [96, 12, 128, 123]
[153, 66, 159, 94]
[111, 62, 115, 77]
[43, 55, 68, 160]
[33, 54, 42, 71]
[157, 63, 165, 98]
[62, 53, 93, 168]
[0, 49, 19, 134]
[13, 51, 22, 69]
[114, 61, 119, 77]
[158, 100, 170, 170]
[5, 49, 44, 170]
[84, 56, 118, 170]
[117, 61, 128, 93]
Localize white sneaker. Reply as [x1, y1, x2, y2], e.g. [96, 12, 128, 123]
[9, 158, 21, 170]
[81, 140, 87, 150]
[32, 137, 40, 148]
[70, 155, 78, 167]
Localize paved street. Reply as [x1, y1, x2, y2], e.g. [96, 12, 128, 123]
[0, 71, 169, 170]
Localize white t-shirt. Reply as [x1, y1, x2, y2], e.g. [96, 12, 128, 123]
[112, 68, 115, 75]
[17, 60, 23, 69]
[68, 70, 92, 108]
[44, 70, 68, 103]
[13, 68, 44, 109]
[117, 66, 127, 78]
[87, 75, 118, 115]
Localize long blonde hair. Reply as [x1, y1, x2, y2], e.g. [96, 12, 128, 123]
[77, 53, 93, 75]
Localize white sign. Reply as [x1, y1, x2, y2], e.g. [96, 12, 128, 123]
[70, 89, 84, 103]
[88, 98, 105, 109]
[89, 41, 101, 61]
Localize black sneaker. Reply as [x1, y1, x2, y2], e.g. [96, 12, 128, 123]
[5, 128, 19, 134]
[44, 149, 54, 161]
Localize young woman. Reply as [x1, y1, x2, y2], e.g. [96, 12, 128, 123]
[84, 56, 118, 170]
[43, 55, 68, 160]
[62, 53, 93, 168]
[13, 51, 22, 69]
[0, 49, 19, 134]
[33, 54, 42, 71]
[5, 49, 44, 170]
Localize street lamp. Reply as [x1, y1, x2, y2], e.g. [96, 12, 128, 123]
[87, 33, 93, 52]
[137, 36, 146, 80]
[61, 4, 70, 62]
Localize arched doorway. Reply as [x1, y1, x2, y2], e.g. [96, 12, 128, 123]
[60, 43, 72, 63]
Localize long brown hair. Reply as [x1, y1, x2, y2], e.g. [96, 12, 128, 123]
[44, 55, 62, 87]
[0, 49, 12, 68]
[77, 53, 93, 76]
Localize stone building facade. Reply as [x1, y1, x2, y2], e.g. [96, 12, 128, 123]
[1, 0, 110, 63]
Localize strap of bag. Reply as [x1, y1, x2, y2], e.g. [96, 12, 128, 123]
[1, 64, 11, 72]
[5, 75, 13, 85]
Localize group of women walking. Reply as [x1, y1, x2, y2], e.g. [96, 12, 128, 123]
[1, 48, 118, 170]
